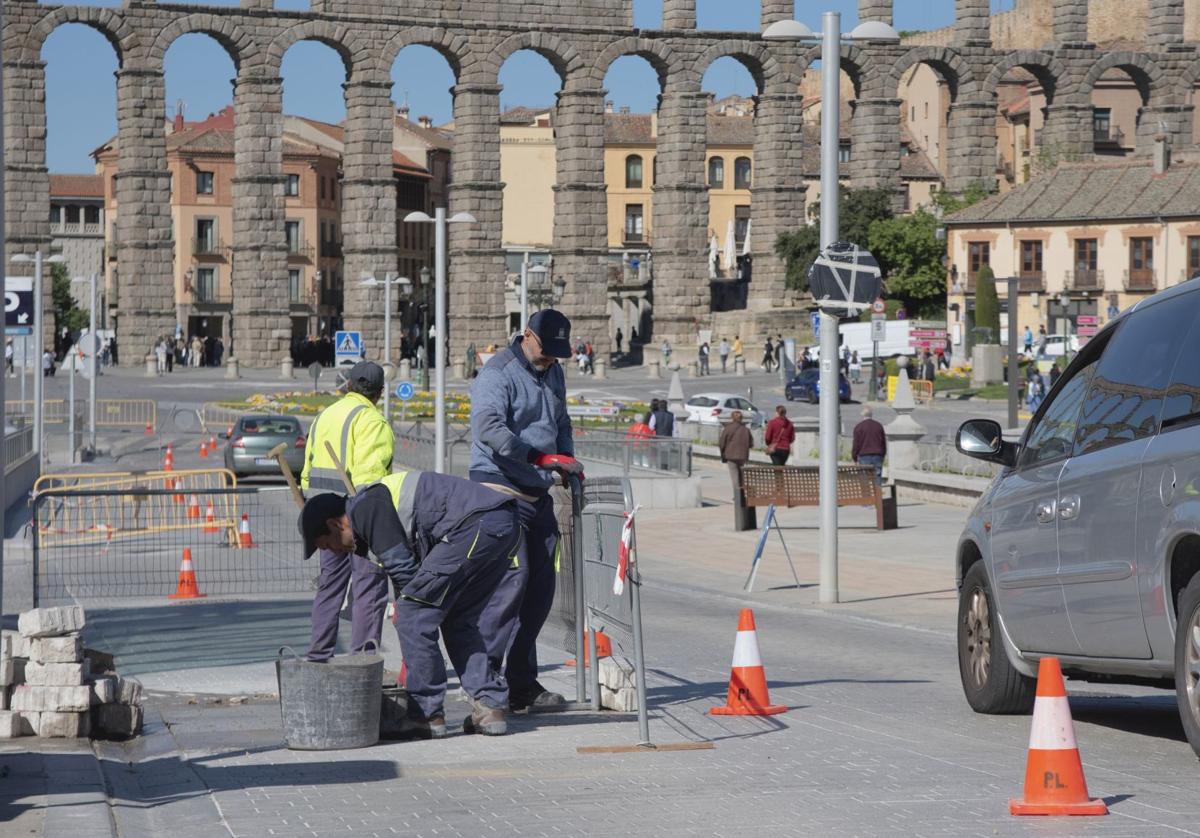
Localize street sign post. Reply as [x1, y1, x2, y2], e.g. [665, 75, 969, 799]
[5, 276, 33, 335]
[334, 330, 362, 368]
[395, 380, 415, 423]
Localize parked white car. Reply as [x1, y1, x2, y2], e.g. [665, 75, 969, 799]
[683, 393, 765, 428]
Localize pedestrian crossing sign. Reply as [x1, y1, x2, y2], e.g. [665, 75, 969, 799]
[334, 330, 363, 367]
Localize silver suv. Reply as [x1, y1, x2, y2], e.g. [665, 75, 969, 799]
[955, 280, 1200, 758]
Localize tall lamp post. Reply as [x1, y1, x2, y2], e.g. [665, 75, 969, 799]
[12, 252, 66, 463]
[360, 272, 410, 421]
[765, 12, 901, 605]
[403, 208, 477, 473]
[519, 260, 551, 332]
[71, 273, 99, 453]
[526, 265, 566, 311]
[418, 266, 431, 392]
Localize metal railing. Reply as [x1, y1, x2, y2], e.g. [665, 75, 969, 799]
[1066, 269, 1103, 291]
[7, 399, 157, 429]
[192, 237, 226, 257]
[287, 242, 315, 260]
[1124, 269, 1156, 291]
[572, 427, 692, 476]
[5, 425, 35, 476]
[1017, 272, 1045, 292]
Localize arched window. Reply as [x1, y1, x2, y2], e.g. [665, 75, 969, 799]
[734, 157, 752, 190]
[625, 155, 644, 189]
[708, 156, 725, 188]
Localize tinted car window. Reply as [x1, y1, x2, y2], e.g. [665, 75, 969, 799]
[260, 418, 300, 435]
[1020, 360, 1097, 468]
[1074, 295, 1196, 456]
[1160, 293, 1200, 431]
[688, 397, 718, 407]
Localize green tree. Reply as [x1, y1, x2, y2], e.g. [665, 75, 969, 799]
[50, 262, 89, 336]
[974, 265, 1000, 344]
[866, 209, 947, 318]
[930, 182, 991, 217]
[774, 187, 895, 292]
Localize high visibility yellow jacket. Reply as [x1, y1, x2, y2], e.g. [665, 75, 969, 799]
[301, 391, 394, 492]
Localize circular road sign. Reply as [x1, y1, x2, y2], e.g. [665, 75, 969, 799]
[872, 298, 886, 315]
[395, 381, 415, 401]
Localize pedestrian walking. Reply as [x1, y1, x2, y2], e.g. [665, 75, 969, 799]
[719, 337, 731, 373]
[650, 398, 676, 470]
[921, 351, 936, 382]
[1037, 325, 1048, 358]
[615, 328, 624, 355]
[762, 337, 775, 373]
[661, 338, 672, 367]
[774, 335, 784, 372]
[154, 340, 167, 375]
[1026, 369, 1045, 413]
[718, 409, 754, 500]
[732, 335, 744, 363]
[300, 361, 395, 663]
[299, 472, 520, 738]
[470, 309, 580, 712]
[698, 341, 711, 376]
[4, 339, 13, 377]
[849, 351, 862, 384]
[1049, 363, 1061, 388]
[852, 406, 887, 485]
[43, 349, 54, 378]
[764, 406, 795, 466]
[1023, 325, 1033, 356]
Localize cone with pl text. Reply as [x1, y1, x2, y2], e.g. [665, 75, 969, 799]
[566, 630, 613, 667]
[167, 548, 207, 600]
[202, 501, 218, 534]
[710, 608, 786, 716]
[238, 512, 254, 548]
[1009, 657, 1107, 816]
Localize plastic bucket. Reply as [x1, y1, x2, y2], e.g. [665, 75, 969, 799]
[276, 644, 383, 750]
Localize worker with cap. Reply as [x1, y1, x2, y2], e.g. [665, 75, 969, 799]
[469, 308, 581, 712]
[299, 469, 520, 737]
[300, 360, 395, 662]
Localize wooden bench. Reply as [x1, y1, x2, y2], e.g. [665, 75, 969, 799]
[739, 465, 895, 531]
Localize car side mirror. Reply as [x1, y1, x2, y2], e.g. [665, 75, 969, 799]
[956, 419, 1016, 467]
[219, 432, 230, 440]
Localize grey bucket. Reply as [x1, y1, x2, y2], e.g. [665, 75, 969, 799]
[276, 644, 383, 750]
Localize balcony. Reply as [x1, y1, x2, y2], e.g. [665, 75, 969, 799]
[287, 242, 315, 261]
[50, 221, 103, 236]
[1093, 126, 1126, 148]
[622, 231, 646, 245]
[1124, 268, 1156, 292]
[1017, 272, 1045, 293]
[319, 239, 343, 259]
[189, 283, 232, 306]
[1066, 269, 1103, 291]
[192, 237, 226, 258]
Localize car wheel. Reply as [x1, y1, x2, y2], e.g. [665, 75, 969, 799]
[1173, 574, 1200, 759]
[957, 561, 1036, 714]
[785, 388, 794, 401]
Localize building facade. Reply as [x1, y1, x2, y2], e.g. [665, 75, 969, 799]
[48, 174, 106, 312]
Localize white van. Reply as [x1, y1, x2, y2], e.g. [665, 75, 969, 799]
[806, 320, 934, 361]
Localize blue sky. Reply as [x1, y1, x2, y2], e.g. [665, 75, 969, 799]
[40, 0, 1017, 172]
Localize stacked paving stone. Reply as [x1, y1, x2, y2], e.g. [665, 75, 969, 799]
[598, 656, 638, 713]
[0, 606, 142, 739]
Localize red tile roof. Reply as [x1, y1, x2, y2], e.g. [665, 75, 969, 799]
[49, 174, 104, 199]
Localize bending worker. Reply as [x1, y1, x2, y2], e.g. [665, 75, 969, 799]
[300, 361, 394, 662]
[299, 470, 520, 737]
[470, 309, 581, 712]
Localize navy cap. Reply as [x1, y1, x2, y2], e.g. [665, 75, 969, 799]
[347, 360, 385, 392]
[528, 309, 573, 359]
[298, 493, 348, 559]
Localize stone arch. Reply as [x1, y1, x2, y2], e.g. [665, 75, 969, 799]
[267, 20, 363, 80]
[802, 42, 880, 100]
[486, 31, 584, 85]
[1081, 51, 1167, 107]
[984, 51, 1066, 105]
[382, 26, 472, 82]
[591, 37, 684, 92]
[25, 6, 136, 66]
[887, 45, 979, 100]
[696, 40, 787, 94]
[149, 14, 259, 74]
[1177, 56, 1200, 102]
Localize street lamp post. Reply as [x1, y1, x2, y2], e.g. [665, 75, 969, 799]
[12, 252, 65, 463]
[71, 273, 99, 453]
[404, 208, 477, 473]
[419, 267, 431, 392]
[765, 11, 901, 605]
[360, 272, 410, 421]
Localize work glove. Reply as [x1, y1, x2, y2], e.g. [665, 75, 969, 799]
[534, 453, 586, 484]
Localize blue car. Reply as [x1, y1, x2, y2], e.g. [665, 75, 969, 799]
[785, 368, 852, 404]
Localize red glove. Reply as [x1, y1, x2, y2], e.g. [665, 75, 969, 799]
[534, 453, 585, 483]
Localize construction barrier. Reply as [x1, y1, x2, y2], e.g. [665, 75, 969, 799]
[6, 399, 68, 424]
[887, 376, 934, 404]
[31, 486, 311, 605]
[5, 399, 157, 428]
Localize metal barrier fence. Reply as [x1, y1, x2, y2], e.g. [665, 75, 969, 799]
[7, 399, 67, 423]
[32, 487, 312, 605]
[34, 467, 236, 496]
[390, 422, 472, 477]
[6, 399, 156, 428]
[202, 403, 252, 431]
[5, 425, 35, 475]
[573, 427, 692, 476]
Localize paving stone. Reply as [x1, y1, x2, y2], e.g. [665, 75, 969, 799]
[25, 661, 90, 686]
[18, 607, 85, 639]
[35, 710, 90, 739]
[29, 635, 84, 664]
[10, 685, 91, 713]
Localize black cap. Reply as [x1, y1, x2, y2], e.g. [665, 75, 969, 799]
[298, 493, 348, 559]
[528, 309, 573, 359]
[347, 361, 385, 392]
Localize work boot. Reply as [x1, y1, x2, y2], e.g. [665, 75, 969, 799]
[394, 713, 447, 741]
[508, 680, 566, 713]
[463, 700, 507, 736]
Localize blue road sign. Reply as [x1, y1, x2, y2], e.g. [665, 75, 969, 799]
[810, 311, 821, 340]
[395, 381, 415, 401]
[334, 330, 362, 367]
[5, 277, 33, 331]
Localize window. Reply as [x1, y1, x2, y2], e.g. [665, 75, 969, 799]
[195, 218, 215, 253]
[65, 205, 80, 224]
[624, 204, 644, 243]
[49, 206, 61, 225]
[285, 174, 300, 197]
[1093, 107, 1112, 139]
[1161, 292, 1200, 430]
[1189, 236, 1200, 279]
[196, 171, 214, 195]
[195, 267, 217, 302]
[320, 177, 326, 200]
[1075, 295, 1197, 455]
[734, 157, 752, 190]
[84, 205, 100, 225]
[967, 242, 990, 280]
[838, 143, 851, 164]
[289, 269, 303, 303]
[285, 220, 301, 254]
[1020, 240, 1043, 274]
[708, 157, 725, 188]
[1019, 357, 1097, 468]
[924, 102, 929, 119]
[734, 206, 751, 246]
[1075, 238, 1098, 286]
[625, 155, 644, 189]
[1130, 236, 1153, 273]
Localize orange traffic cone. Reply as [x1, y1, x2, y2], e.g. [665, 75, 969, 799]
[209, 432, 217, 450]
[566, 630, 613, 667]
[144, 421, 153, 436]
[202, 502, 218, 534]
[168, 548, 207, 600]
[238, 512, 254, 548]
[710, 609, 786, 716]
[1009, 657, 1107, 816]
[186, 494, 200, 520]
[163, 444, 174, 470]
[199, 440, 209, 458]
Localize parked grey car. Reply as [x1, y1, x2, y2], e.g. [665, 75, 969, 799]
[222, 415, 306, 478]
[954, 279, 1200, 758]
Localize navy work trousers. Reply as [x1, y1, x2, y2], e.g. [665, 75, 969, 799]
[307, 548, 389, 662]
[478, 491, 559, 694]
[394, 506, 521, 719]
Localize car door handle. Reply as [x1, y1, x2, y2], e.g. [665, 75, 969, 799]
[1059, 495, 1081, 521]
[1035, 499, 1057, 524]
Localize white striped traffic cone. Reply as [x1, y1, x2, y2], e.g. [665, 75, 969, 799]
[238, 512, 254, 548]
[710, 608, 786, 716]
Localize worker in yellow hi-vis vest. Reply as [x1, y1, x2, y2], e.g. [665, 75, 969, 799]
[301, 361, 394, 661]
